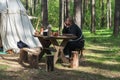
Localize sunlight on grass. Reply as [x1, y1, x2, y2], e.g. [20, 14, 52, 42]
[77, 66, 120, 79]
[103, 61, 120, 65]
[0, 65, 9, 79]
[82, 29, 120, 79]
[0, 65, 8, 70]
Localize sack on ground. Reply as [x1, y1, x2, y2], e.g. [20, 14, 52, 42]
[17, 40, 30, 48]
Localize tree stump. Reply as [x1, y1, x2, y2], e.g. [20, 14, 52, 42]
[28, 52, 39, 68]
[70, 51, 79, 68]
[19, 49, 28, 63]
[46, 55, 54, 72]
[19, 47, 41, 68]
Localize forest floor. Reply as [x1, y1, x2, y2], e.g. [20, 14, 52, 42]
[0, 29, 120, 80]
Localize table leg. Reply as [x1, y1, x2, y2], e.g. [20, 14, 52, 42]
[50, 38, 69, 64]
[50, 38, 60, 64]
[38, 38, 51, 61]
[54, 46, 60, 64]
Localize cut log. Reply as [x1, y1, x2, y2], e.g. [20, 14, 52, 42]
[46, 55, 54, 71]
[28, 52, 39, 68]
[19, 47, 41, 68]
[70, 51, 79, 68]
[19, 49, 28, 63]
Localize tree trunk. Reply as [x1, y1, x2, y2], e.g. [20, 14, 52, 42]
[91, 0, 95, 33]
[107, 0, 112, 29]
[109, 0, 112, 28]
[64, 0, 70, 19]
[33, 0, 37, 13]
[59, 0, 65, 31]
[41, 0, 49, 29]
[82, 0, 86, 25]
[85, 0, 89, 10]
[64, 0, 66, 21]
[37, 0, 40, 4]
[66, 0, 70, 18]
[113, 0, 120, 36]
[101, 0, 105, 27]
[81, 0, 84, 29]
[26, 0, 29, 12]
[74, 0, 82, 28]
[30, 0, 33, 15]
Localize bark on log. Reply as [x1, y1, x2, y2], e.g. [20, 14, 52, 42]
[70, 51, 79, 68]
[46, 55, 54, 71]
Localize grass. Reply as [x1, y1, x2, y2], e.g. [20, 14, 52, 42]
[0, 29, 120, 80]
[0, 65, 10, 79]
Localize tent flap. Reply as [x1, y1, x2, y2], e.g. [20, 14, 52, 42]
[0, 0, 42, 52]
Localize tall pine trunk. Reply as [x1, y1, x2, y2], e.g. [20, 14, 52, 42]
[64, 0, 70, 19]
[41, 0, 49, 29]
[74, 0, 82, 28]
[101, 0, 105, 27]
[34, 0, 37, 13]
[91, 0, 95, 33]
[113, 0, 120, 36]
[59, 0, 65, 30]
[81, 0, 84, 29]
[26, 0, 29, 12]
[107, 0, 112, 29]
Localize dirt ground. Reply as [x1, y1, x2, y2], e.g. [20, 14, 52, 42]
[0, 49, 120, 80]
[0, 54, 84, 80]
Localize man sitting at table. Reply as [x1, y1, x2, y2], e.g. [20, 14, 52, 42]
[62, 17, 84, 58]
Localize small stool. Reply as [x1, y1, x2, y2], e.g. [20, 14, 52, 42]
[70, 51, 79, 68]
[46, 54, 54, 72]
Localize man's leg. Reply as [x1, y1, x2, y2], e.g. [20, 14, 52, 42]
[63, 40, 84, 58]
[63, 43, 70, 56]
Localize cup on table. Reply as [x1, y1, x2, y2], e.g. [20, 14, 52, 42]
[43, 31, 48, 36]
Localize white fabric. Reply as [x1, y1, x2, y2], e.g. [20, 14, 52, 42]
[0, 0, 42, 51]
[0, 0, 26, 13]
[0, 35, 2, 47]
[0, 0, 7, 12]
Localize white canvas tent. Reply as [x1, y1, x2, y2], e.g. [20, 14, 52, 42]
[0, 0, 42, 52]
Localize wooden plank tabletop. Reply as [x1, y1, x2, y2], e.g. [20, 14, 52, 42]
[34, 34, 77, 39]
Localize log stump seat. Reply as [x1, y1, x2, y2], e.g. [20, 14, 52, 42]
[19, 47, 41, 68]
[70, 48, 84, 68]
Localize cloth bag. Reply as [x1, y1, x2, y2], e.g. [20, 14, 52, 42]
[17, 40, 30, 48]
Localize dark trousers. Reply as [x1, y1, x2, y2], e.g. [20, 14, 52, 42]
[63, 40, 84, 57]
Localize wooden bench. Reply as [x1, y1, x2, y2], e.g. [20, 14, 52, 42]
[39, 47, 56, 61]
[70, 48, 84, 68]
[19, 47, 41, 68]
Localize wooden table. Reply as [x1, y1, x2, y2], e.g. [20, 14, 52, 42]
[34, 35, 77, 64]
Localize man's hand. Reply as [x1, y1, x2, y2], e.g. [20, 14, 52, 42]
[64, 23, 69, 28]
